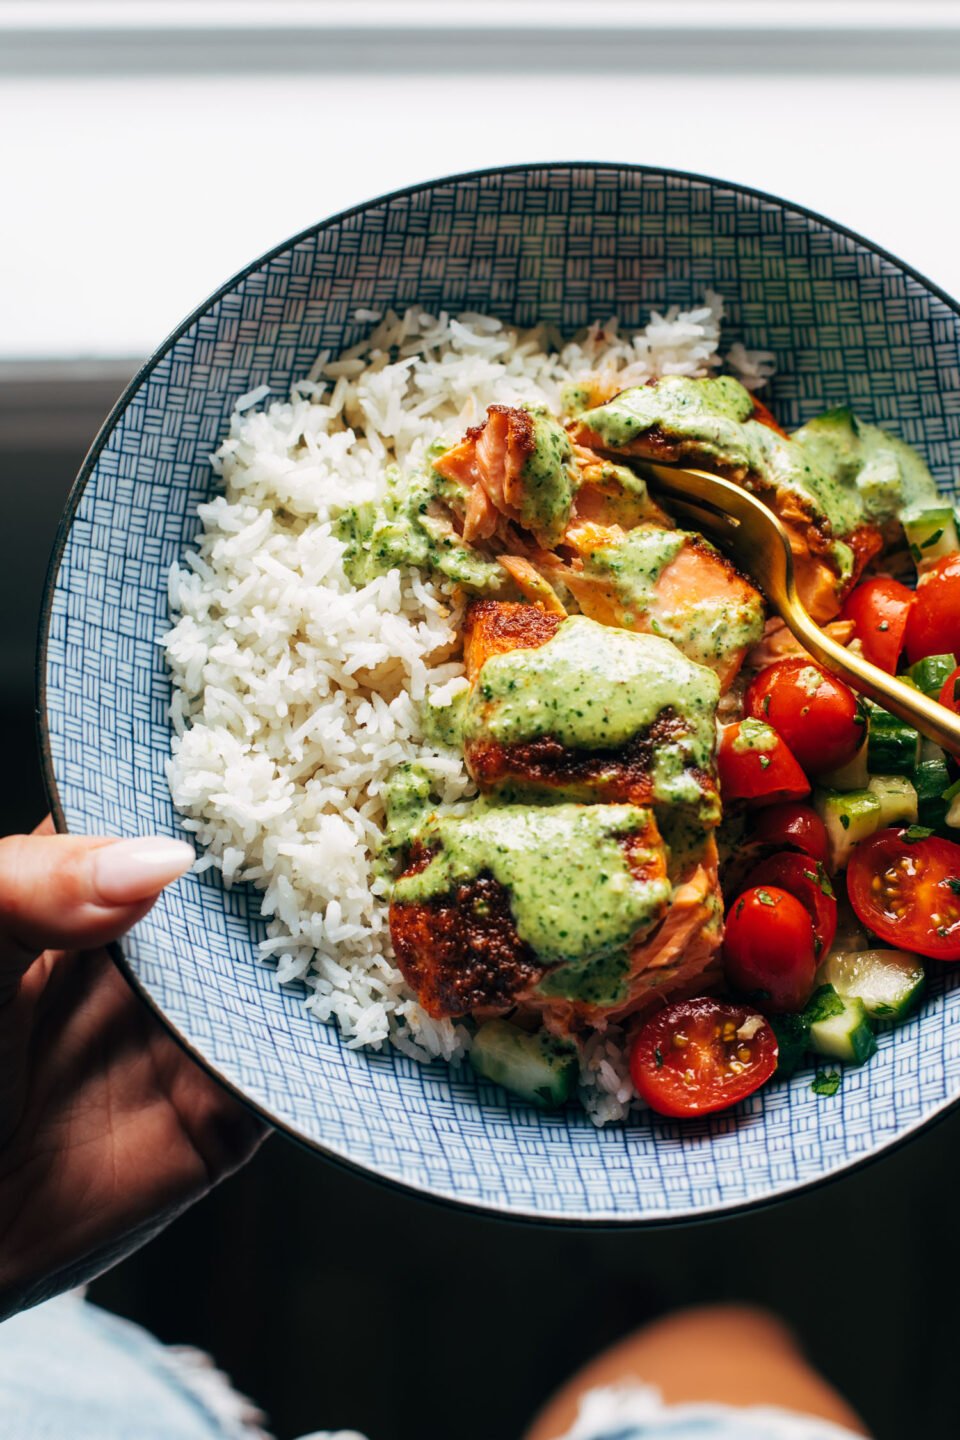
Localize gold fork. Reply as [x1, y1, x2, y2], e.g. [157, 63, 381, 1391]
[604, 456, 960, 757]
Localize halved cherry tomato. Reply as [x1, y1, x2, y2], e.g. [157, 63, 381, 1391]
[717, 721, 810, 807]
[847, 828, 960, 960]
[840, 576, 915, 674]
[905, 554, 960, 664]
[939, 665, 960, 716]
[629, 997, 778, 1117]
[723, 886, 818, 1013]
[746, 802, 828, 865]
[745, 659, 863, 775]
[745, 852, 838, 960]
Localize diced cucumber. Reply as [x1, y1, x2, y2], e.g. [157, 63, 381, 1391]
[907, 653, 957, 699]
[915, 743, 951, 830]
[901, 500, 960, 573]
[821, 737, 869, 792]
[814, 788, 881, 870]
[805, 985, 878, 1065]
[867, 775, 918, 828]
[770, 1012, 810, 1079]
[470, 1020, 578, 1108]
[818, 948, 925, 1022]
[867, 706, 921, 777]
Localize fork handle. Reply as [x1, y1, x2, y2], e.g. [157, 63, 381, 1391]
[787, 605, 960, 758]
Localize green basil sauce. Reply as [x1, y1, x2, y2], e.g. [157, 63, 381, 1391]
[420, 683, 470, 750]
[730, 718, 777, 754]
[335, 466, 504, 593]
[378, 762, 437, 872]
[462, 614, 720, 816]
[790, 407, 938, 521]
[517, 408, 577, 547]
[392, 799, 671, 1002]
[576, 526, 765, 669]
[580, 376, 938, 540]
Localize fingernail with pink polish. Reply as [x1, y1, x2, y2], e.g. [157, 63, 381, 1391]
[93, 837, 195, 905]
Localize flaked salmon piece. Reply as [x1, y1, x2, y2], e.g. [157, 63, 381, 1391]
[570, 442, 672, 530]
[573, 384, 884, 625]
[461, 600, 721, 817]
[496, 555, 567, 615]
[746, 615, 857, 671]
[432, 404, 575, 548]
[528, 837, 723, 1033]
[389, 809, 671, 1022]
[539, 519, 764, 691]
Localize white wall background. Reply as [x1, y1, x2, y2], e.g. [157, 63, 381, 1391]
[4, 2, 960, 361]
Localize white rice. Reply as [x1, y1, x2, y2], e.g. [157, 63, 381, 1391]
[164, 296, 772, 1121]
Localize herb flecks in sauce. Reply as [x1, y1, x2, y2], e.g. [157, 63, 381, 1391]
[791, 408, 938, 523]
[379, 762, 438, 872]
[576, 526, 765, 669]
[336, 466, 504, 593]
[579, 376, 937, 541]
[516, 407, 577, 548]
[421, 679, 470, 750]
[730, 718, 777, 754]
[392, 800, 671, 1000]
[463, 615, 720, 812]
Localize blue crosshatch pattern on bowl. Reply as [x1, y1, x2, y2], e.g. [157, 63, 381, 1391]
[40, 164, 960, 1221]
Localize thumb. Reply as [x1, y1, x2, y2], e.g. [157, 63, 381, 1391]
[0, 833, 194, 980]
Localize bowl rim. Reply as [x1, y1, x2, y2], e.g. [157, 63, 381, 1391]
[35, 159, 960, 1226]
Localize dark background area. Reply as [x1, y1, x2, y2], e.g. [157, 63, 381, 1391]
[6, 414, 960, 1440]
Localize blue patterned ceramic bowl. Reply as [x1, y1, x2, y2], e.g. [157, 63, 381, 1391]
[39, 164, 960, 1222]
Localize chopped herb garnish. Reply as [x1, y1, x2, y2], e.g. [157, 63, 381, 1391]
[949, 878, 960, 896]
[735, 896, 746, 919]
[812, 1070, 841, 1097]
[904, 825, 935, 843]
[758, 755, 771, 770]
[840, 813, 850, 830]
[922, 528, 945, 549]
[877, 621, 889, 632]
[873, 1003, 895, 1017]
[756, 889, 777, 907]
[805, 985, 844, 1024]
[654, 1044, 664, 1069]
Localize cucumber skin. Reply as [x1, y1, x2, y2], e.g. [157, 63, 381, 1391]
[804, 986, 877, 1065]
[907, 653, 956, 699]
[470, 1021, 578, 1108]
[867, 708, 920, 777]
[809, 1001, 878, 1065]
[770, 1013, 810, 1079]
[819, 949, 926, 1023]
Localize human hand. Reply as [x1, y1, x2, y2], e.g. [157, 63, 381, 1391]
[0, 820, 267, 1318]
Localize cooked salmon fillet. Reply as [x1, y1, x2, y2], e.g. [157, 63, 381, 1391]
[461, 600, 721, 815]
[529, 837, 723, 1033]
[540, 519, 764, 691]
[389, 844, 546, 1020]
[572, 388, 882, 624]
[390, 809, 673, 1021]
[433, 403, 575, 549]
[389, 828, 722, 1027]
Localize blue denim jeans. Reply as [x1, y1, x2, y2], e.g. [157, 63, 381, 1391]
[0, 1294, 859, 1440]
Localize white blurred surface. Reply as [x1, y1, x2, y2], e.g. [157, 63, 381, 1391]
[4, 67, 960, 359]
